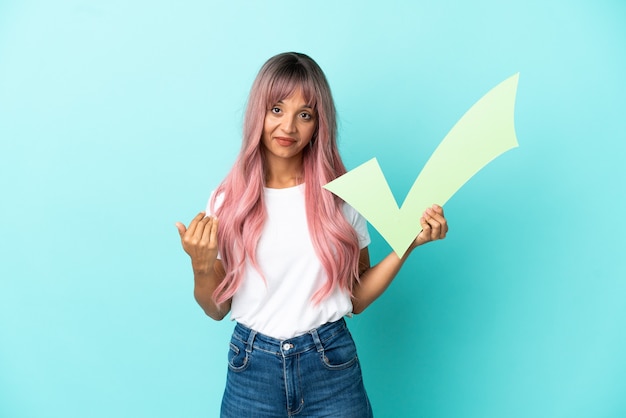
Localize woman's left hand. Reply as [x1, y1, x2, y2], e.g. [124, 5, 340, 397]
[411, 204, 448, 249]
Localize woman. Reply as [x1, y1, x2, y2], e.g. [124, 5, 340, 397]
[176, 52, 447, 417]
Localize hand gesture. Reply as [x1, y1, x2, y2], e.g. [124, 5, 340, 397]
[412, 204, 448, 249]
[175, 212, 219, 273]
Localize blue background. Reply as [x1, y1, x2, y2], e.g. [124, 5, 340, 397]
[1, 0, 625, 417]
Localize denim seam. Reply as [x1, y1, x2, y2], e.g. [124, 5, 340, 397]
[232, 334, 321, 356]
[227, 345, 250, 372]
[290, 353, 304, 415]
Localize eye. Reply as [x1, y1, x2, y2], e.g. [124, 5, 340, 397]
[270, 107, 281, 114]
[300, 112, 312, 120]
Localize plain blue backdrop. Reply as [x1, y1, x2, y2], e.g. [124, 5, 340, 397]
[1, 0, 625, 417]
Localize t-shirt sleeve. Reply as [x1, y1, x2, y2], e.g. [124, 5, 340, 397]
[341, 203, 371, 249]
[205, 190, 224, 216]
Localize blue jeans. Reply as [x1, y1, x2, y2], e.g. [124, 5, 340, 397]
[221, 318, 373, 417]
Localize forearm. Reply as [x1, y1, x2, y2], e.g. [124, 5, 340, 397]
[176, 215, 230, 319]
[351, 204, 449, 314]
[351, 248, 414, 314]
[192, 263, 230, 320]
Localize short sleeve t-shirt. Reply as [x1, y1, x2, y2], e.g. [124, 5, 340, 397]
[207, 184, 370, 339]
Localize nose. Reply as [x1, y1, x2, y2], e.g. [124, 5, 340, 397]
[281, 115, 297, 133]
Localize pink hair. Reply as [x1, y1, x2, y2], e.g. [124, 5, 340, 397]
[211, 52, 361, 305]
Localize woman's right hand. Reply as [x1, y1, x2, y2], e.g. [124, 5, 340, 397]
[175, 212, 219, 273]
[176, 213, 229, 320]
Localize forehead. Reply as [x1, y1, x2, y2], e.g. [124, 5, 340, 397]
[266, 75, 316, 108]
[277, 89, 314, 108]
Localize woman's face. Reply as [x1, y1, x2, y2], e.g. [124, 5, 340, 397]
[261, 89, 317, 166]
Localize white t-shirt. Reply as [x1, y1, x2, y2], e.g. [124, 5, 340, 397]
[207, 184, 370, 339]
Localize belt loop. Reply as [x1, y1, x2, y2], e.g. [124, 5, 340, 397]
[245, 329, 256, 354]
[309, 328, 324, 353]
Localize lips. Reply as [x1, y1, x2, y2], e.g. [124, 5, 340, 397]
[275, 137, 296, 147]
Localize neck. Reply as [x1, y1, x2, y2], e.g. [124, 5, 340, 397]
[264, 156, 304, 189]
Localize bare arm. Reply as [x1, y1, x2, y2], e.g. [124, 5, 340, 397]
[351, 204, 448, 314]
[176, 213, 231, 320]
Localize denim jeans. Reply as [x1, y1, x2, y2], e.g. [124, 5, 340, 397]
[221, 318, 373, 417]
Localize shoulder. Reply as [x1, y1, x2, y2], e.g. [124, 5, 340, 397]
[206, 190, 225, 215]
[341, 202, 371, 248]
[341, 202, 362, 224]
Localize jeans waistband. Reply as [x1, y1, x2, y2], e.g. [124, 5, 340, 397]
[232, 318, 348, 357]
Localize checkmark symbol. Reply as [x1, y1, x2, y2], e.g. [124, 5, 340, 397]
[324, 73, 520, 257]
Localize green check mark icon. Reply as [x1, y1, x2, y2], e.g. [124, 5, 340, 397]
[323, 73, 520, 257]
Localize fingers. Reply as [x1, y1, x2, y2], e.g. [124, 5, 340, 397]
[418, 216, 430, 240]
[187, 213, 219, 246]
[176, 212, 217, 244]
[200, 216, 219, 249]
[175, 222, 187, 238]
[192, 214, 212, 242]
[422, 204, 448, 240]
[186, 212, 207, 237]
[176, 212, 219, 260]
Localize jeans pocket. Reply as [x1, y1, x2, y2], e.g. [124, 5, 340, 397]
[227, 337, 250, 372]
[320, 331, 359, 371]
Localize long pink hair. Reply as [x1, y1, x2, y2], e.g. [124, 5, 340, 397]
[211, 52, 361, 304]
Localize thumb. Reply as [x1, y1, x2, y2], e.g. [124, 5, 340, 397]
[175, 222, 186, 238]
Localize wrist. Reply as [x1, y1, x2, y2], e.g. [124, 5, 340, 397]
[192, 262, 213, 276]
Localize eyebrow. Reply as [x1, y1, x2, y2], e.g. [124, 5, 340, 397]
[274, 100, 315, 111]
